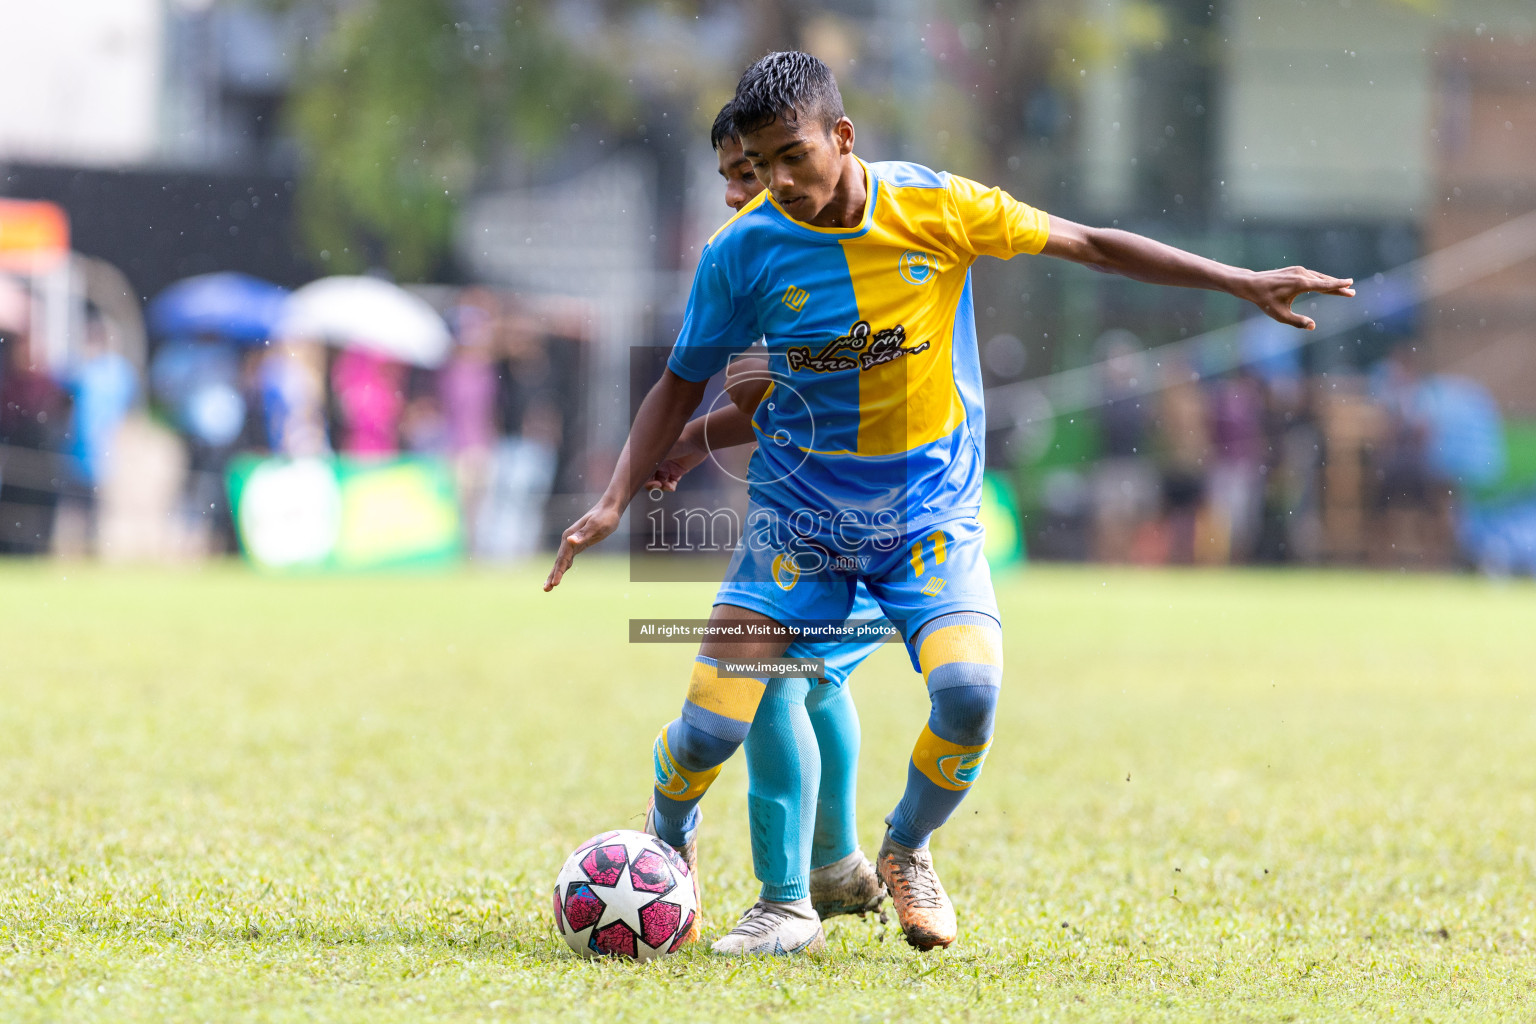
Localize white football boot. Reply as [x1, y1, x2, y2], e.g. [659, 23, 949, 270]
[710, 898, 826, 956]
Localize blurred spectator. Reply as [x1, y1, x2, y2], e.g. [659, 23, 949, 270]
[1208, 368, 1268, 563]
[259, 343, 329, 457]
[1147, 360, 1211, 565]
[441, 290, 499, 553]
[1255, 377, 1323, 564]
[150, 334, 246, 553]
[58, 317, 139, 553]
[0, 328, 68, 555]
[1367, 346, 1442, 564]
[1088, 332, 1159, 562]
[401, 367, 448, 454]
[478, 304, 560, 561]
[330, 348, 404, 456]
[1412, 374, 1505, 493]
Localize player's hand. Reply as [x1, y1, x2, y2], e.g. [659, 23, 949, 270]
[725, 355, 771, 416]
[644, 436, 708, 493]
[544, 502, 622, 592]
[1239, 267, 1355, 329]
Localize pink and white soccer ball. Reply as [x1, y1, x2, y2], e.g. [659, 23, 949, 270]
[552, 829, 697, 960]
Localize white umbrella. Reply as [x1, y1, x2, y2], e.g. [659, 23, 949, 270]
[277, 276, 451, 367]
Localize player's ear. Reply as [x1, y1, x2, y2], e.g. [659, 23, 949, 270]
[833, 117, 855, 155]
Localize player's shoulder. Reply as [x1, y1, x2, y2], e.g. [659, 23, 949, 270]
[866, 160, 949, 191]
[706, 190, 778, 248]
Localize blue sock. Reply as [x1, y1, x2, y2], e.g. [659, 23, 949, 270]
[805, 681, 861, 869]
[651, 656, 765, 849]
[886, 613, 1002, 850]
[743, 676, 818, 903]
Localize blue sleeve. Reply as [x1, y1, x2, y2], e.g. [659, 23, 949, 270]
[666, 243, 757, 382]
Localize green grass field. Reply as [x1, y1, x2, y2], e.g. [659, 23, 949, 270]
[2, 561, 1535, 1022]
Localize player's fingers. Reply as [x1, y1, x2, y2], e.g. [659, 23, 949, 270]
[544, 553, 570, 591]
[1303, 272, 1353, 296]
[1267, 300, 1314, 330]
[544, 535, 579, 591]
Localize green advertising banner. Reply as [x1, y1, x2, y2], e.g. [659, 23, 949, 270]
[227, 455, 462, 571]
[980, 471, 1025, 568]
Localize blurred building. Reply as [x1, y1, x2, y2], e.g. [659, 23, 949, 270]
[1051, 0, 1536, 397]
[0, 0, 306, 303]
[1, 0, 1533, 568]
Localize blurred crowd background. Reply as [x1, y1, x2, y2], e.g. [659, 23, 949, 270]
[1, 0, 1534, 572]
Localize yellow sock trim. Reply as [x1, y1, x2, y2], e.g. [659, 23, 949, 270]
[911, 723, 992, 792]
[653, 728, 722, 800]
[917, 623, 1003, 678]
[685, 659, 766, 725]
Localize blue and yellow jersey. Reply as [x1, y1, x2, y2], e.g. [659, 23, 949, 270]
[668, 158, 1049, 540]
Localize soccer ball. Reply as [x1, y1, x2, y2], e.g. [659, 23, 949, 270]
[552, 829, 697, 959]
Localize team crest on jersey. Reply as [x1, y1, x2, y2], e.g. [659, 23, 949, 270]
[785, 320, 930, 375]
[899, 250, 937, 286]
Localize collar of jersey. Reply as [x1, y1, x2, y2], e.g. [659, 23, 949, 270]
[762, 157, 877, 241]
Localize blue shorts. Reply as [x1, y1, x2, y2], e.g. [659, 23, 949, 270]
[716, 512, 1000, 672]
[783, 585, 893, 687]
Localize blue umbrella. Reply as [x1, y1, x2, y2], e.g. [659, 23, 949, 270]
[148, 272, 290, 343]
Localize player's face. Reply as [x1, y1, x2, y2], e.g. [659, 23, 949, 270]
[716, 136, 761, 212]
[740, 114, 855, 226]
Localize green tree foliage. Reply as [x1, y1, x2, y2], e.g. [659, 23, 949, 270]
[283, 0, 623, 280]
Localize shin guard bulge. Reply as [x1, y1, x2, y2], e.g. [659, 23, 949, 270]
[650, 655, 767, 848]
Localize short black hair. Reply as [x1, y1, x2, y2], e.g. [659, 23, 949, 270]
[731, 51, 845, 137]
[709, 101, 737, 151]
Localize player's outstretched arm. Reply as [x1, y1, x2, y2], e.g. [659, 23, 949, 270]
[544, 369, 708, 591]
[1041, 216, 1355, 329]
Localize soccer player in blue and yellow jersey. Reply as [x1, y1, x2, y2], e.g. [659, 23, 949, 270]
[640, 105, 891, 955]
[547, 52, 1354, 951]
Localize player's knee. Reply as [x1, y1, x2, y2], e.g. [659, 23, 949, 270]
[666, 717, 739, 771]
[928, 679, 998, 746]
[916, 612, 1003, 746]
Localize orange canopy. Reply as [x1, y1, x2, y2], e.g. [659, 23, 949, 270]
[0, 199, 69, 270]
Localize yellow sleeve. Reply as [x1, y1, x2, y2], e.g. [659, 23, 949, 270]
[943, 173, 1050, 259]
